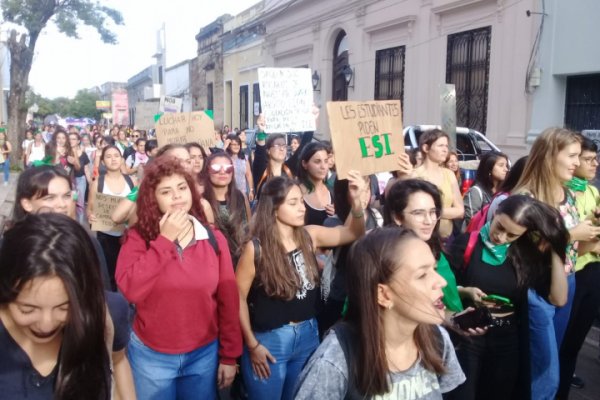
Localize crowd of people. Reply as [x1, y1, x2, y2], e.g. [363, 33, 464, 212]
[0, 119, 599, 400]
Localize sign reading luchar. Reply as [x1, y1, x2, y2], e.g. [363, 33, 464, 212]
[327, 100, 403, 179]
[155, 111, 215, 148]
[258, 68, 315, 133]
[91, 193, 126, 232]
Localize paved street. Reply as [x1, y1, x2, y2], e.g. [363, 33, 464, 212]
[0, 173, 598, 399]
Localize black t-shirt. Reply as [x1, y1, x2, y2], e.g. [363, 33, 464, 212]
[447, 233, 523, 307]
[248, 248, 320, 331]
[73, 152, 90, 178]
[0, 291, 130, 399]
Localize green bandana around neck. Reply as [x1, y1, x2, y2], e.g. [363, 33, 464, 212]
[565, 176, 588, 192]
[479, 221, 510, 266]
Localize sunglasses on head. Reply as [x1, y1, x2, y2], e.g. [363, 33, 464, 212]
[209, 163, 234, 174]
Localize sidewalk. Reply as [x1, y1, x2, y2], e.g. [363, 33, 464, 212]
[0, 171, 18, 232]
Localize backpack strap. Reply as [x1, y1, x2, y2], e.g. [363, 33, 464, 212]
[97, 173, 105, 193]
[204, 224, 220, 255]
[123, 174, 134, 190]
[463, 230, 479, 267]
[332, 322, 363, 400]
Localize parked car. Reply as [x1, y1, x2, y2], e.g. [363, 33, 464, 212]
[403, 125, 502, 161]
[403, 125, 505, 193]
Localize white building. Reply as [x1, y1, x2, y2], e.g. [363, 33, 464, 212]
[260, 0, 556, 159]
[165, 59, 193, 112]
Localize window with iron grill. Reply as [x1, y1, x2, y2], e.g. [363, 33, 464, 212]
[446, 26, 491, 134]
[565, 74, 600, 131]
[374, 46, 405, 105]
[207, 83, 214, 111]
[240, 85, 249, 130]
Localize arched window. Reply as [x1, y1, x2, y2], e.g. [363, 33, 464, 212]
[332, 31, 349, 101]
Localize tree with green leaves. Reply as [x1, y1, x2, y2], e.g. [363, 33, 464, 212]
[1, 0, 123, 158]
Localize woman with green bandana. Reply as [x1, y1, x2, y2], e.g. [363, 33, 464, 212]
[445, 195, 569, 400]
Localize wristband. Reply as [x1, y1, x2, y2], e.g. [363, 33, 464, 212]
[249, 341, 261, 352]
[351, 209, 364, 219]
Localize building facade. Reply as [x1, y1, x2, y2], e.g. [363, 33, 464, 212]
[261, 0, 542, 157]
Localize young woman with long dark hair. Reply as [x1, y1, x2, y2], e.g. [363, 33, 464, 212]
[236, 172, 366, 400]
[462, 151, 509, 227]
[87, 145, 135, 291]
[0, 213, 132, 399]
[67, 131, 91, 224]
[446, 195, 569, 400]
[297, 142, 334, 226]
[295, 227, 465, 399]
[9, 166, 135, 399]
[50, 129, 79, 178]
[202, 152, 251, 264]
[116, 157, 241, 400]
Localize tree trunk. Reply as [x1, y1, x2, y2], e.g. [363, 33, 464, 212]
[7, 30, 38, 164]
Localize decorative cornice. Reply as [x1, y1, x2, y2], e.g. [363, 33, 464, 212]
[431, 0, 493, 15]
[364, 15, 418, 33]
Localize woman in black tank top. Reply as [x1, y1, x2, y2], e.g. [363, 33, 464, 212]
[236, 173, 367, 400]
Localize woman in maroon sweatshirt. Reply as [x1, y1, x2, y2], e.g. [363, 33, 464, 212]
[116, 156, 241, 400]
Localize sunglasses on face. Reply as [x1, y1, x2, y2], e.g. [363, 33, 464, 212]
[209, 163, 234, 174]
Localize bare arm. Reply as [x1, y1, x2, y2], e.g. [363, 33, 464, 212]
[112, 350, 136, 400]
[547, 251, 568, 307]
[87, 179, 98, 221]
[305, 170, 366, 248]
[441, 171, 465, 220]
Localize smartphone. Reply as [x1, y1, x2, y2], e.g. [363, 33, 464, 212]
[453, 307, 494, 330]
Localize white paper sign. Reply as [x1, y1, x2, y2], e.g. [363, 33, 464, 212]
[258, 68, 315, 133]
[160, 96, 183, 113]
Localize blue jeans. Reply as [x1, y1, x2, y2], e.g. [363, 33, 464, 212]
[0, 159, 9, 183]
[127, 331, 218, 400]
[528, 274, 575, 400]
[241, 318, 319, 400]
[74, 175, 87, 225]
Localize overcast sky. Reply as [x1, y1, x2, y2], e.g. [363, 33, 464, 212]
[27, 0, 259, 99]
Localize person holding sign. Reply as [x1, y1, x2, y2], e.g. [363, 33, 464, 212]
[251, 113, 315, 199]
[87, 145, 135, 291]
[236, 173, 366, 400]
[412, 129, 464, 239]
[116, 157, 241, 400]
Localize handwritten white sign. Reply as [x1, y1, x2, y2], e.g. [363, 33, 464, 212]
[258, 68, 315, 133]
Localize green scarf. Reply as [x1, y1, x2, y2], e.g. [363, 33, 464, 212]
[565, 176, 587, 192]
[31, 156, 54, 167]
[479, 221, 510, 266]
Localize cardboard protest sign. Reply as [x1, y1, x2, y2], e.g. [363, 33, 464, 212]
[155, 111, 215, 148]
[91, 193, 126, 232]
[258, 68, 315, 133]
[326, 100, 403, 179]
[135, 101, 160, 131]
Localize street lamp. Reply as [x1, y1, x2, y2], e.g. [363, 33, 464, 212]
[312, 70, 320, 92]
[342, 64, 354, 88]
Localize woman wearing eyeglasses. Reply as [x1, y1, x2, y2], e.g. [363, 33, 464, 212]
[202, 152, 251, 265]
[251, 113, 315, 200]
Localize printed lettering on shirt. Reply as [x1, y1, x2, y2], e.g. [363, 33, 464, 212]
[372, 370, 441, 400]
[291, 250, 314, 299]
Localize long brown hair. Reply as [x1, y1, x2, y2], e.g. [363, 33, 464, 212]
[513, 127, 581, 206]
[346, 227, 445, 395]
[202, 152, 247, 260]
[250, 176, 318, 300]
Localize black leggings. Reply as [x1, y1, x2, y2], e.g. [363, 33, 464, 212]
[96, 231, 122, 291]
[446, 324, 519, 400]
[557, 262, 600, 398]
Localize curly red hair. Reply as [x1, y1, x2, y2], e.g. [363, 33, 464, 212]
[134, 156, 206, 243]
